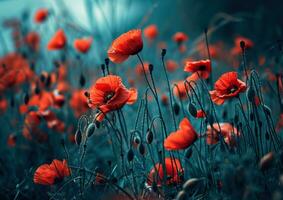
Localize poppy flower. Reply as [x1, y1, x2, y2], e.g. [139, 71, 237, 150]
[210, 72, 247, 105]
[173, 81, 188, 100]
[135, 62, 150, 75]
[147, 157, 183, 186]
[25, 31, 40, 51]
[0, 97, 7, 114]
[166, 60, 178, 72]
[206, 123, 240, 147]
[34, 159, 70, 185]
[34, 8, 49, 23]
[161, 94, 168, 106]
[73, 37, 92, 53]
[87, 75, 138, 121]
[164, 118, 198, 150]
[7, 134, 16, 147]
[47, 29, 67, 50]
[184, 59, 211, 79]
[172, 32, 188, 44]
[143, 24, 158, 40]
[196, 110, 205, 118]
[69, 89, 89, 117]
[107, 29, 143, 63]
[231, 36, 254, 55]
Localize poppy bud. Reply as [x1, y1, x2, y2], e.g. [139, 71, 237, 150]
[86, 123, 96, 137]
[183, 178, 199, 192]
[146, 130, 153, 144]
[24, 92, 29, 105]
[148, 64, 154, 73]
[75, 129, 82, 145]
[138, 143, 146, 156]
[79, 74, 86, 87]
[263, 104, 271, 115]
[161, 49, 167, 57]
[101, 64, 105, 71]
[185, 148, 193, 159]
[173, 103, 180, 115]
[188, 102, 197, 117]
[127, 148, 134, 162]
[133, 136, 140, 145]
[84, 91, 90, 98]
[176, 191, 187, 200]
[105, 58, 109, 66]
[240, 40, 245, 50]
[246, 87, 255, 102]
[259, 152, 274, 171]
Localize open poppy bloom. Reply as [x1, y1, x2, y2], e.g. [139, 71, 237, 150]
[210, 72, 247, 105]
[47, 29, 67, 50]
[206, 123, 240, 147]
[147, 157, 183, 186]
[172, 32, 188, 44]
[73, 37, 92, 53]
[143, 24, 158, 40]
[34, 8, 49, 23]
[184, 59, 211, 79]
[164, 118, 198, 150]
[87, 75, 138, 121]
[34, 159, 70, 185]
[107, 29, 143, 63]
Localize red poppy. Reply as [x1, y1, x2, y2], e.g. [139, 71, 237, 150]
[87, 75, 138, 121]
[34, 8, 49, 23]
[166, 60, 178, 72]
[25, 31, 40, 51]
[164, 118, 198, 150]
[108, 29, 143, 63]
[161, 94, 168, 106]
[210, 72, 247, 105]
[143, 24, 158, 40]
[206, 123, 240, 147]
[0, 97, 7, 114]
[7, 134, 16, 147]
[231, 36, 254, 55]
[34, 159, 70, 185]
[147, 157, 183, 186]
[184, 59, 211, 79]
[135, 62, 150, 75]
[47, 29, 67, 50]
[173, 81, 187, 100]
[69, 89, 89, 117]
[172, 32, 188, 44]
[73, 37, 92, 53]
[196, 110, 205, 118]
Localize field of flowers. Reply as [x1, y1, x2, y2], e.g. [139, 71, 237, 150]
[0, 0, 282, 199]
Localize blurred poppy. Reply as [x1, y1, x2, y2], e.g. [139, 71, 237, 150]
[0, 97, 7, 113]
[87, 75, 138, 121]
[161, 94, 168, 106]
[210, 72, 247, 105]
[69, 89, 89, 117]
[7, 134, 16, 147]
[184, 59, 211, 79]
[172, 32, 188, 44]
[135, 62, 150, 75]
[108, 29, 143, 63]
[166, 60, 178, 72]
[173, 81, 187, 100]
[147, 157, 183, 186]
[73, 37, 92, 53]
[164, 118, 198, 150]
[143, 24, 158, 40]
[34, 8, 49, 23]
[34, 159, 70, 185]
[47, 29, 67, 50]
[206, 123, 240, 147]
[231, 36, 254, 55]
[25, 31, 40, 51]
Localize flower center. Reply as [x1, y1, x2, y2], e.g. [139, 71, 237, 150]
[198, 65, 206, 71]
[104, 91, 115, 102]
[228, 86, 238, 94]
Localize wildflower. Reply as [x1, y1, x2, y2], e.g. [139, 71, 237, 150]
[166, 60, 178, 72]
[231, 36, 254, 55]
[34, 159, 70, 185]
[47, 29, 67, 50]
[143, 24, 158, 40]
[172, 32, 188, 44]
[164, 118, 198, 150]
[73, 37, 92, 53]
[34, 8, 49, 23]
[210, 72, 247, 105]
[69, 89, 89, 117]
[184, 59, 211, 79]
[108, 29, 143, 63]
[147, 157, 183, 186]
[25, 31, 40, 51]
[7, 134, 16, 147]
[87, 75, 137, 121]
[173, 81, 187, 100]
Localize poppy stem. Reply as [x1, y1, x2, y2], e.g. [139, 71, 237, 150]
[204, 28, 212, 88]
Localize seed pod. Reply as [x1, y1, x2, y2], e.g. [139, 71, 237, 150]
[127, 148, 134, 162]
[75, 129, 82, 145]
[185, 148, 193, 159]
[148, 64, 154, 73]
[188, 102, 197, 117]
[133, 136, 140, 145]
[183, 178, 199, 192]
[263, 104, 271, 116]
[146, 130, 153, 144]
[173, 103, 180, 115]
[86, 123, 96, 137]
[138, 143, 146, 156]
[176, 190, 187, 200]
[240, 40, 246, 50]
[259, 152, 274, 171]
[246, 87, 255, 102]
[79, 74, 86, 87]
[161, 49, 167, 57]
